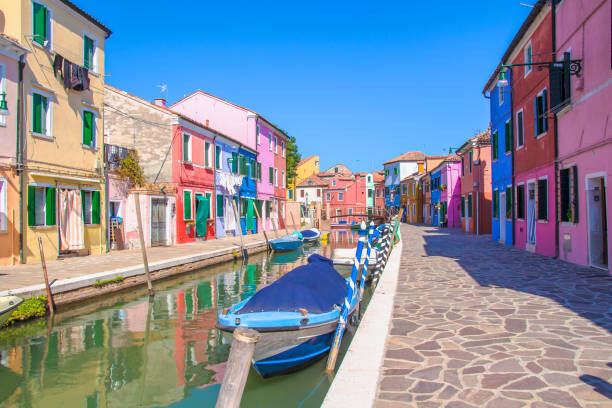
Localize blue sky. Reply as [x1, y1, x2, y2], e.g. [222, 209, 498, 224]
[82, 1, 534, 172]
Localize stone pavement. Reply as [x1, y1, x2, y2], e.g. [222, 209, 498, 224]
[0, 232, 272, 293]
[374, 224, 612, 408]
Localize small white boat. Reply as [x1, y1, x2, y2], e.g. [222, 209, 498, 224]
[0, 295, 23, 327]
[300, 228, 321, 243]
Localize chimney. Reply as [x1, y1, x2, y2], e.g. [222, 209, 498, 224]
[154, 98, 166, 107]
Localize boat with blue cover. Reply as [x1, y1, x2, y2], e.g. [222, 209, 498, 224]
[300, 228, 321, 243]
[216, 254, 359, 377]
[269, 231, 303, 251]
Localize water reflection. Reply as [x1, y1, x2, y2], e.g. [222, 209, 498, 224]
[0, 234, 367, 408]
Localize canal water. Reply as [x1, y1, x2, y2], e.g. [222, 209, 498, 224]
[0, 230, 373, 408]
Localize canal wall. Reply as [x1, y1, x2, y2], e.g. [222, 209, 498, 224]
[322, 230, 403, 407]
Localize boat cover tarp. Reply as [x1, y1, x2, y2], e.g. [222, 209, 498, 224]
[301, 229, 319, 239]
[236, 254, 346, 314]
[271, 234, 301, 244]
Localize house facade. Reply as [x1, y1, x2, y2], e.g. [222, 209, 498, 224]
[555, 0, 611, 272]
[405, 174, 424, 224]
[509, 4, 556, 257]
[0, 35, 28, 265]
[431, 158, 462, 228]
[4, 0, 112, 263]
[289, 155, 319, 201]
[374, 174, 385, 215]
[296, 175, 326, 208]
[485, 64, 514, 246]
[213, 135, 242, 238]
[430, 168, 442, 226]
[383, 152, 425, 211]
[458, 131, 493, 235]
[255, 120, 275, 231]
[274, 132, 287, 229]
[422, 173, 432, 225]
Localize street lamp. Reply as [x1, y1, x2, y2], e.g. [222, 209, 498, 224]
[0, 93, 8, 116]
[496, 52, 582, 88]
[497, 70, 509, 88]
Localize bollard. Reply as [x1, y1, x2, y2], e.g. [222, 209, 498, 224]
[358, 222, 374, 313]
[215, 328, 260, 408]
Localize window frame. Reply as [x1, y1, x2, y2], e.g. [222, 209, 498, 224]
[516, 183, 525, 220]
[182, 132, 192, 163]
[204, 142, 211, 167]
[81, 108, 96, 149]
[81, 189, 100, 225]
[82, 31, 98, 73]
[215, 145, 221, 169]
[492, 130, 499, 161]
[31, 89, 52, 139]
[524, 41, 532, 77]
[535, 88, 548, 138]
[32, 1, 53, 50]
[183, 189, 193, 221]
[256, 124, 261, 145]
[516, 109, 524, 149]
[338, 192, 344, 201]
[537, 177, 548, 221]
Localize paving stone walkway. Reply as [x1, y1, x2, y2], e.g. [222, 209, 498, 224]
[374, 224, 612, 408]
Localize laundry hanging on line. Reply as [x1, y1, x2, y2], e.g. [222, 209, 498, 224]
[52, 53, 90, 91]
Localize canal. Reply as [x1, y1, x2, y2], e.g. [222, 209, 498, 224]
[0, 230, 372, 407]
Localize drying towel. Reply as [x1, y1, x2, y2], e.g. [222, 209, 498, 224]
[52, 54, 63, 78]
[59, 189, 84, 251]
[224, 196, 237, 233]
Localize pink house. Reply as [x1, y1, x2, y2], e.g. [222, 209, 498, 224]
[556, 0, 611, 273]
[439, 158, 462, 228]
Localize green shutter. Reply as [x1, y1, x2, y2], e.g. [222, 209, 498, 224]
[461, 196, 465, 217]
[45, 187, 56, 226]
[505, 121, 512, 152]
[257, 162, 262, 180]
[81, 190, 86, 219]
[184, 190, 192, 220]
[468, 194, 473, 217]
[231, 152, 238, 173]
[205, 143, 210, 167]
[92, 191, 100, 224]
[492, 131, 498, 160]
[216, 194, 224, 217]
[32, 93, 42, 134]
[518, 112, 524, 146]
[84, 36, 94, 70]
[33, 3, 47, 45]
[493, 191, 498, 218]
[506, 187, 512, 219]
[269, 167, 273, 184]
[82, 111, 93, 146]
[215, 146, 221, 169]
[27, 185, 36, 226]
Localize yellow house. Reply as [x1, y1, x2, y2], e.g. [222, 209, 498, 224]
[288, 155, 319, 200]
[3, 0, 111, 263]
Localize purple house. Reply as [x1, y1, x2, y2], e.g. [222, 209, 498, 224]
[432, 157, 462, 228]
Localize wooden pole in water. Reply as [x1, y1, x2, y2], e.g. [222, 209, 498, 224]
[251, 201, 270, 251]
[358, 221, 374, 315]
[134, 192, 154, 297]
[290, 211, 298, 231]
[37, 237, 55, 315]
[215, 328, 260, 408]
[231, 199, 247, 258]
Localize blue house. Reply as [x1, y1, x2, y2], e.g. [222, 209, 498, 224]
[383, 152, 425, 211]
[238, 147, 258, 234]
[430, 169, 442, 226]
[484, 67, 513, 245]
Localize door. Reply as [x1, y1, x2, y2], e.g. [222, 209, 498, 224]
[587, 177, 608, 268]
[500, 192, 506, 243]
[527, 183, 536, 245]
[151, 198, 167, 247]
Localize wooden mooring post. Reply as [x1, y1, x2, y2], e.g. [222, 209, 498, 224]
[134, 192, 154, 297]
[215, 328, 260, 408]
[37, 237, 55, 316]
[231, 199, 248, 259]
[251, 200, 270, 251]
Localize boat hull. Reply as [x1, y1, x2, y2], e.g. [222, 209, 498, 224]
[0, 296, 23, 327]
[270, 240, 303, 251]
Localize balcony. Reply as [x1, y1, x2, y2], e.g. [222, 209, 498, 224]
[105, 144, 134, 171]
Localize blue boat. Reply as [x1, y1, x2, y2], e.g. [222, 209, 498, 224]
[217, 254, 359, 377]
[269, 232, 303, 251]
[300, 228, 321, 243]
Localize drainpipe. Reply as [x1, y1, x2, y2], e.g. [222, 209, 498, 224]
[509, 67, 516, 246]
[16, 58, 25, 264]
[552, 0, 560, 259]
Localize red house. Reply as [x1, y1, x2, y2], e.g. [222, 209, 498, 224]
[273, 131, 288, 228]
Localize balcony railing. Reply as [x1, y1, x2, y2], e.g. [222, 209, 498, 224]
[105, 144, 133, 170]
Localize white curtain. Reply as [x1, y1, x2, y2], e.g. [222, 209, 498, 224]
[59, 189, 84, 251]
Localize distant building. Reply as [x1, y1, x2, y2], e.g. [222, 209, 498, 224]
[288, 155, 320, 201]
[383, 152, 426, 211]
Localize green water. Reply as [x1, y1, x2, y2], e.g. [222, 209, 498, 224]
[0, 230, 372, 408]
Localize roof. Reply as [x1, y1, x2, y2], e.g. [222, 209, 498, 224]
[482, 0, 547, 93]
[0, 33, 29, 55]
[297, 175, 328, 188]
[457, 129, 492, 154]
[59, 0, 112, 38]
[297, 155, 318, 167]
[372, 173, 384, 182]
[383, 151, 426, 165]
[169, 90, 288, 138]
[401, 171, 424, 183]
[318, 164, 352, 176]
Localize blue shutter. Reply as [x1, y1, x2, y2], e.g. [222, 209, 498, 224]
[542, 90, 547, 132]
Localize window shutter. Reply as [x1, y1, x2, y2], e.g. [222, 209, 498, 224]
[505, 121, 512, 152]
[534, 96, 539, 136]
[506, 187, 512, 219]
[215, 146, 221, 169]
[84, 36, 94, 70]
[492, 132, 498, 160]
[92, 191, 100, 224]
[542, 90, 547, 132]
[183, 135, 189, 161]
[83, 111, 93, 146]
[231, 152, 238, 173]
[45, 187, 56, 226]
[493, 191, 498, 218]
[33, 93, 42, 133]
[81, 190, 87, 220]
[183, 190, 192, 220]
[33, 3, 47, 45]
[216, 194, 224, 217]
[257, 162, 262, 180]
[269, 167, 273, 184]
[205, 143, 210, 167]
[572, 166, 579, 223]
[549, 65, 564, 112]
[27, 185, 36, 226]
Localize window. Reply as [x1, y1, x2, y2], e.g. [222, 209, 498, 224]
[334, 167, 338, 173]
[269, 134, 273, 151]
[300, 190, 305, 198]
[338, 192, 344, 201]
[469, 151, 473, 173]
[256, 125, 260, 145]
[550, 51, 572, 112]
[216, 194, 224, 217]
[348, 208, 353, 215]
[274, 168, 278, 187]
[493, 190, 499, 219]
[385, 169, 389, 176]
[394, 167, 398, 175]
[517, 110, 524, 148]
[317, 189, 321, 197]
[376, 189, 380, 197]
[32, 92, 51, 137]
[385, 187, 389, 195]
[368, 189, 373, 198]
[257, 162, 262, 180]
[326, 193, 331, 201]
[402, 184, 407, 194]
[537, 178, 548, 221]
[215, 145, 221, 169]
[269, 166, 273, 184]
[504, 120, 512, 153]
[81, 110, 95, 148]
[183, 190, 192, 220]
[205, 142, 211, 167]
[499, 85, 504, 106]
[492, 131, 498, 161]
[461, 157, 464, 176]
[367, 176, 371, 183]
[239, 155, 248, 176]
[282, 140, 285, 157]
[524, 42, 532, 76]
[461, 196, 465, 218]
[27, 185, 55, 226]
[231, 152, 238, 173]
[535, 89, 548, 136]
[32, 2, 50, 47]
[82, 190, 100, 225]
[560, 166, 579, 223]
[467, 194, 472, 218]
[274, 136, 278, 153]
[182, 133, 192, 162]
[332, 179, 336, 187]
[83, 34, 95, 71]
[288, 190, 294, 200]
[0, 179, 6, 232]
[505, 187, 512, 219]
[281, 171, 285, 188]
[516, 184, 525, 219]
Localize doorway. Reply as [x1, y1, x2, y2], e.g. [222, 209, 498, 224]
[500, 191, 506, 244]
[527, 182, 536, 246]
[587, 176, 608, 269]
[151, 198, 168, 247]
